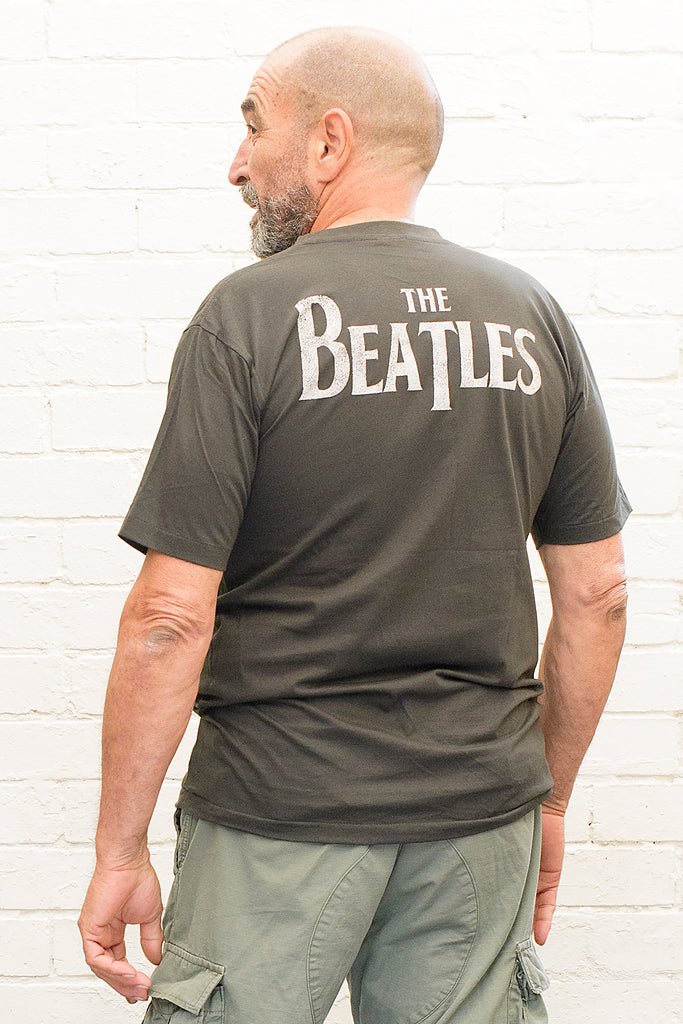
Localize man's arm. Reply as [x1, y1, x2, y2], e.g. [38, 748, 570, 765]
[78, 550, 222, 1003]
[533, 532, 627, 945]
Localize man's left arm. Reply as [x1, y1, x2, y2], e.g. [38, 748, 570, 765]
[78, 550, 222, 1003]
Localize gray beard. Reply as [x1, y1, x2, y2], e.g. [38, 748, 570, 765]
[241, 181, 319, 258]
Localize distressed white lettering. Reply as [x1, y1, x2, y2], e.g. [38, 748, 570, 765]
[349, 325, 383, 395]
[400, 288, 417, 313]
[485, 322, 517, 391]
[418, 321, 455, 411]
[456, 320, 488, 388]
[416, 287, 437, 313]
[296, 295, 349, 400]
[514, 328, 542, 395]
[384, 323, 422, 393]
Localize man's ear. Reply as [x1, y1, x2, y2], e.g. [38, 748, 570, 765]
[309, 108, 354, 183]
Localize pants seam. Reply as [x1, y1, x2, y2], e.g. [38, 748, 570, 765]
[306, 847, 373, 1024]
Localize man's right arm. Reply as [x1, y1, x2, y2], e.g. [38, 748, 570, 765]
[533, 532, 628, 944]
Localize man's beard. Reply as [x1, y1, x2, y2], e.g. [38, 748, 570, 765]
[241, 181, 319, 259]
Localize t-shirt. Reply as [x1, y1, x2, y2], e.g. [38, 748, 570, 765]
[120, 221, 631, 843]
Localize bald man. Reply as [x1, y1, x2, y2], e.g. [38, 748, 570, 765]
[79, 27, 629, 1024]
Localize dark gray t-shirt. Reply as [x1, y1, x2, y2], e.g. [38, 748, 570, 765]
[121, 222, 631, 843]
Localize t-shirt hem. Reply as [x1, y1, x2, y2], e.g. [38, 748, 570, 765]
[118, 518, 228, 571]
[176, 788, 551, 844]
[532, 501, 631, 548]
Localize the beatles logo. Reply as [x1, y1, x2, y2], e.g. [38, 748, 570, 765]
[296, 287, 542, 411]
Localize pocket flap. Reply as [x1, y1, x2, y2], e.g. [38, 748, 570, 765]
[150, 943, 224, 1013]
[516, 939, 549, 995]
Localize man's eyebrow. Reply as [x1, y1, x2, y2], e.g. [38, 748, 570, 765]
[240, 98, 258, 118]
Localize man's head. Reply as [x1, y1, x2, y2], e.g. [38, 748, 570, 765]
[229, 27, 444, 258]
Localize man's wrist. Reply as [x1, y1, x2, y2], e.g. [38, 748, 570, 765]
[95, 830, 151, 870]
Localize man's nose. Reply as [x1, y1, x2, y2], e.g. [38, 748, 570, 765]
[229, 138, 250, 186]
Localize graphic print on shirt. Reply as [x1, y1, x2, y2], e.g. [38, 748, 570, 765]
[296, 288, 543, 410]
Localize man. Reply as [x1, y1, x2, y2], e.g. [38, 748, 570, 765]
[79, 26, 630, 1024]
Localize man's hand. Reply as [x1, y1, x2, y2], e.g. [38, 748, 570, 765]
[78, 858, 163, 1003]
[533, 808, 565, 946]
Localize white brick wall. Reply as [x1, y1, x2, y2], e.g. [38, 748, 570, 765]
[1, 1, 680, 1021]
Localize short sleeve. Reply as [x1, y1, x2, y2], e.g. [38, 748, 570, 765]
[119, 325, 260, 570]
[531, 319, 631, 547]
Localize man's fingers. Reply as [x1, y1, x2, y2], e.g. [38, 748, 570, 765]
[83, 940, 152, 1000]
[140, 917, 164, 966]
[533, 897, 556, 945]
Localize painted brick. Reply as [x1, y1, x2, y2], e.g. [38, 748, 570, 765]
[592, 0, 683, 52]
[494, 253, 592, 316]
[47, 0, 229, 59]
[61, 518, 141, 586]
[497, 54, 683, 121]
[616, 453, 681, 515]
[0, 324, 146, 387]
[433, 122, 584, 187]
[620, 581, 680, 645]
[0, 1, 45, 59]
[623, 522, 683, 582]
[545, 977, 683, 1024]
[0, 393, 49, 454]
[136, 60, 252, 123]
[0, 195, 137, 255]
[0, 653, 69, 715]
[0, 263, 56, 322]
[424, 56, 498, 119]
[144, 321, 187, 384]
[564, 785, 592, 844]
[415, 185, 504, 249]
[48, 126, 229, 189]
[0, 584, 125, 652]
[56, 256, 232, 321]
[51, 388, 166, 452]
[0, 782, 65, 844]
[65, 652, 113, 717]
[574, 320, 679, 382]
[0, 64, 136, 126]
[593, 783, 683, 842]
[581, 715, 678, 775]
[0, 721, 102, 781]
[597, 255, 683, 316]
[600, 382, 682, 451]
[560, 844, 677, 906]
[575, 124, 680, 186]
[0, 847, 95, 911]
[0, 985, 146, 1023]
[224, 1, 412, 56]
[137, 190, 246, 254]
[0, 456, 142, 518]
[0, 520, 62, 583]
[543, 910, 683, 976]
[504, 184, 683, 251]
[52, 917, 92, 978]
[0, 920, 51, 977]
[0, 130, 47, 190]
[610, 649, 683, 713]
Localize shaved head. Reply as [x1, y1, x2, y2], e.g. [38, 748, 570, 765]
[266, 27, 444, 176]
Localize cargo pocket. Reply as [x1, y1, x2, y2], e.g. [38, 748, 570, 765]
[141, 942, 224, 1023]
[507, 939, 549, 1023]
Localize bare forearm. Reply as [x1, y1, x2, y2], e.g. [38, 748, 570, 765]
[95, 629, 207, 866]
[95, 553, 220, 867]
[539, 598, 626, 813]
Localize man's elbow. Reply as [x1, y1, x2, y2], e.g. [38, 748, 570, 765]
[119, 591, 215, 654]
